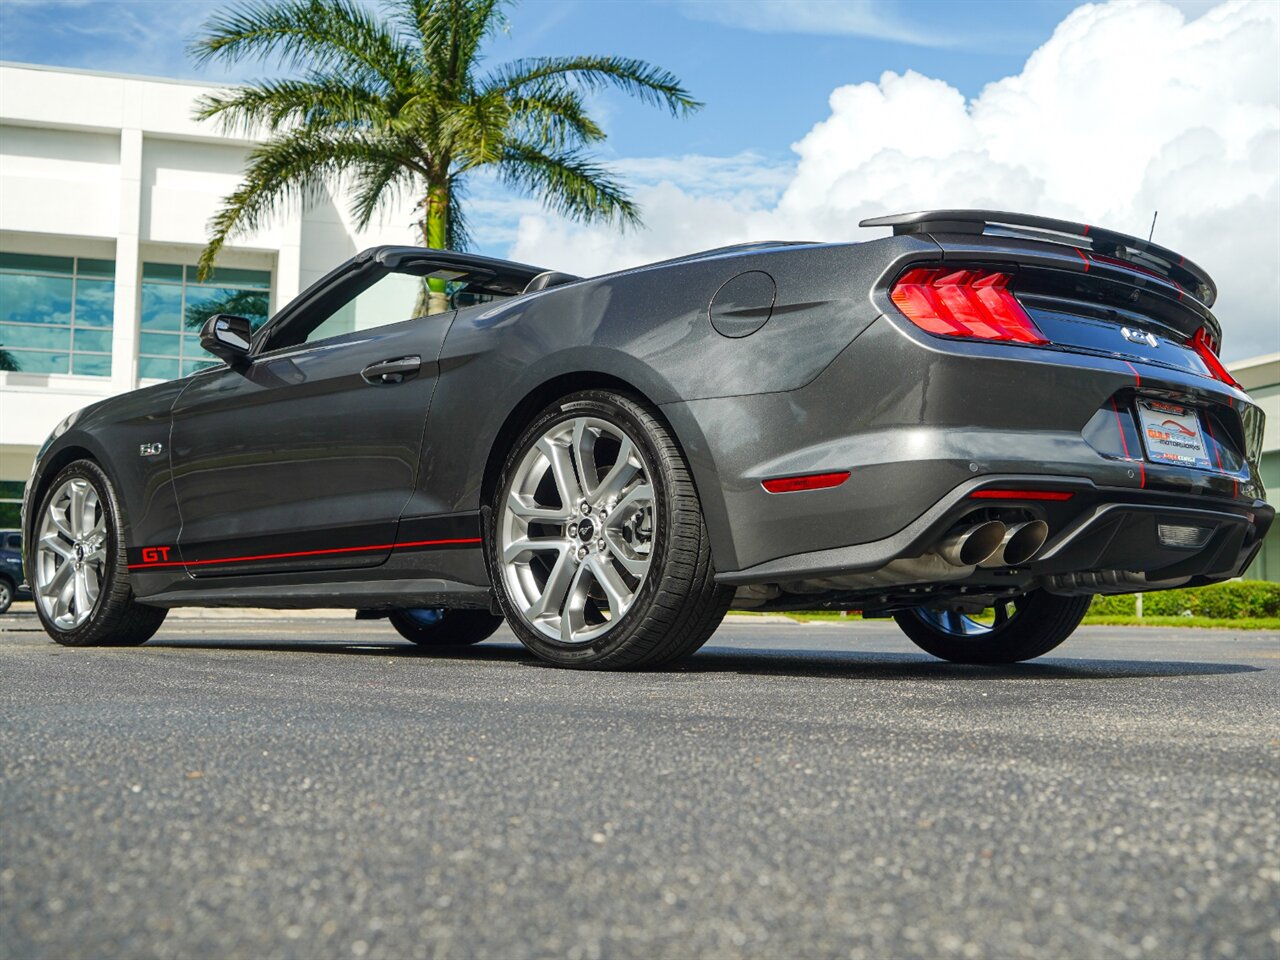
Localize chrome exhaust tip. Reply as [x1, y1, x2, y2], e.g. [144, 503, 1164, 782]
[936, 520, 1006, 567]
[979, 520, 1050, 568]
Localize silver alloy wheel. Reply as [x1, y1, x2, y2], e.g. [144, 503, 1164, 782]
[35, 478, 108, 630]
[499, 416, 655, 644]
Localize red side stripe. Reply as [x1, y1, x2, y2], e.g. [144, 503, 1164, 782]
[1072, 247, 1090, 271]
[128, 537, 482, 570]
[1198, 414, 1228, 496]
[1122, 361, 1146, 487]
[1110, 398, 1132, 461]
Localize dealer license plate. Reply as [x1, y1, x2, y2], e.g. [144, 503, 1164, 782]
[1137, 399, 1211, 469]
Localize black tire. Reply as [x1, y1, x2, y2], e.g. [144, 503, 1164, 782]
[486, 389, 733, 670]
[388, 608, 504, 646]
[893, 590, 1091, 664]
[32, 460, 167, 647]
[0, 579, 13, 614]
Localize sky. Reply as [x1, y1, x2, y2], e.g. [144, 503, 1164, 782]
[1, 0, 1276, 358]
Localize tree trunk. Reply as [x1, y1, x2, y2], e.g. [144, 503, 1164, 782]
[422, 181, 450, 316]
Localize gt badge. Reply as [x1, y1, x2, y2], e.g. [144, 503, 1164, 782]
[139, 442, 164, 457]
[1121, 327, 1159, 348]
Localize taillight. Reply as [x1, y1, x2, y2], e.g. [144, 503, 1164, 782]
[890, 268, 1048, 344]
[1191, 327, 1240, 388]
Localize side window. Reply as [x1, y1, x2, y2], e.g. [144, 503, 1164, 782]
[6, 534, 19, 550]
[294, 270, 430, 349]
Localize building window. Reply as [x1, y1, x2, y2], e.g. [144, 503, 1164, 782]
[139, 263, 271, 380]
[0, 253, 115, 376]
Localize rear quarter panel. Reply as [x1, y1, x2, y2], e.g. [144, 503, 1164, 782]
[416, 235, 940, 532]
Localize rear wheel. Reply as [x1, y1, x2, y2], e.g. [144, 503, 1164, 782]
[893, 590, 1091, 664]
[388, 608, 503, 647]
[0, 579, 12, 614]
[486, 390, 732, 669]
[33, 460, 167, 646]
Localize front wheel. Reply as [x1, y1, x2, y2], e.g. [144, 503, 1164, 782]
[0, 579, 13, 614]
[487, 390, 732, 670]
[388, 608, 504, 647]
[894, 590, 1091, 664]
[33, 460, 167, 646]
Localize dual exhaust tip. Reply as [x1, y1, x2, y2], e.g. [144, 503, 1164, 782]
[936, 519, 1048, 568]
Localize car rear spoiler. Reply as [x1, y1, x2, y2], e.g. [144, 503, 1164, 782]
[859, 210, 1217, 308]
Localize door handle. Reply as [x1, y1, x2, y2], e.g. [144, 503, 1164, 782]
[361, 356, 421, 385]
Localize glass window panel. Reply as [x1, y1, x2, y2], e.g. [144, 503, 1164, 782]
[183, 286, 270, 332]
[73, 328, 112, 353]
[185, 265, 271, 289]
[77, 258, 116, 279]
[140, 332, 181, 356]
[0, 252, 73, 276]
[74, 278, 115, 327]
[140, 283, 183, 331]
[6, 349, 70, 374]
[182, 332, 203, 352]
[142, 262, 183, 283]
[0, 323, 71, 350]
[0, 273, 73, 325]
[303, 272, 427, 346]
[71, 353, 112, 377]
[138, 356, 179, 380]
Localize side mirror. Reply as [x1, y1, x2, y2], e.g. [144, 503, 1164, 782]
[200, 314, 252, 364]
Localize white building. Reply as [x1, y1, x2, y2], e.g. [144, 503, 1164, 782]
[1, 61, 1277, 580]
[0, 60, 421, 507]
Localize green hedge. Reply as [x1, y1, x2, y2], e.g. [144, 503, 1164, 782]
[1088, 581, 1280, 619]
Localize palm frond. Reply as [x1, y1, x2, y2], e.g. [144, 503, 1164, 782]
[395, 0, 508, 91]
[499, 140, 640, 227]
[195, 74, 393, 136]
[483, 55, 702, 116]
[440, 89, 511, 168]
[504, 85, 605, 152]
[198, 130, 410, 278]
[190, 0, 414, 87]
[349, 155, 420, 232]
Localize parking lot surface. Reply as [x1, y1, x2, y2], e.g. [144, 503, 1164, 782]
[2, 606, 1277, 959]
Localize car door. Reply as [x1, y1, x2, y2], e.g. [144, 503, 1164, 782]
[169, 262, 449, 577]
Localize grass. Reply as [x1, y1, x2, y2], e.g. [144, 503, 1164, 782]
[730, 611, 1280, 630]
[1080, 615, 1280, 630]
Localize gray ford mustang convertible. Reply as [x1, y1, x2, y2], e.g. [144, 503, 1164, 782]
[25, 210, 1273, 668]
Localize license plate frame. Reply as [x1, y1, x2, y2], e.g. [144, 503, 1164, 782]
[1136, 399, 1212, 470]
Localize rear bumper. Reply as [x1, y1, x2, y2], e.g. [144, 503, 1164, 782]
[715, 474, 1271, 588]
[662, 314, 1269, 579]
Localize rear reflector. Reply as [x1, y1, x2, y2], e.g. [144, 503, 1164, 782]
[1191, 327, 1240, 388]
[970, 489, 1074, 501]
[761, 471, 850, 494]
[891, 268, 1048, 344]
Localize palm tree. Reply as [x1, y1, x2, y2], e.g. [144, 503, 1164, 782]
[190, 0, 700, 311]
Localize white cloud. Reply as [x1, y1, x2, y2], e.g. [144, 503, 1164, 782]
[510, 0, 1280, 360]
[677, 0, 956, 47]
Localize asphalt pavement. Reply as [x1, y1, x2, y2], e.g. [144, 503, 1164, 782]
[1, 604, 1277, 960]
